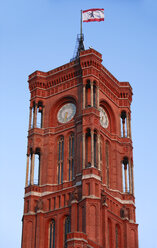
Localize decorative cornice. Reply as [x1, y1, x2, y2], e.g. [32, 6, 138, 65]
[82, 174, 101, 181]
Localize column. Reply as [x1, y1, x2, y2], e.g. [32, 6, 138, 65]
[30, 153, 35, 185]
[120, 115, 122, 137]
[82, 133, 85, 169]
[97, 86, 99, 108]
[97, 133, 100, 170]
[124, 164, 128, 193]
[91, 130, 94, 167]
[29, 107, 32, 130]
[129, 161, 132, 194]
[25, 155, 29, 187]
[83, 85, 86, 109]
[33, 104, 37, 128]
[91, 82, 93, 107]
[122, 163, 124, 192]
[129, 117, 132, 139]
[127, 114, 129, 138]
[132, 164, 134, 195]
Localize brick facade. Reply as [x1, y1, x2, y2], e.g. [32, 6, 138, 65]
[21, 48, 138, 248]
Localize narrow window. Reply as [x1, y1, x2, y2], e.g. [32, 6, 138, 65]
[69, 133, 74, 181]
[106, 141, 109, 187]
[32, 103, 36, 128]
[64, 216, 71, 248]
[86, 129, 91, 167]
[94, 131, 97, 167]
[121, 111, 127, 137]
[122, 157, 129, 193]
[58, 136, 64, 184]
[93, 84, 96, 107]
[49, 220, 55, 248]
[34, 148, 40, 185]
[115, 224, 121, 248]
[31, 107, 34, 128]
[86, 81, 91, 107]
[36, 102, 43, 128]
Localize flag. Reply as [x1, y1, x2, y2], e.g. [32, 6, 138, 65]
[82, 8, 104, 22]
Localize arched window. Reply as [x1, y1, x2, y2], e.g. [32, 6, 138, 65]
[49, 219, 55, 248]
[122, 156, 133, 193]
[64, 216, 71, 248]
[69, 133, 74, 181]
[34, 148, 40, 185]
[29, 148, 40, 185]
[121, 111, 127, 137]
[37, 101, 43, 128]
[58, 136, 64, 184]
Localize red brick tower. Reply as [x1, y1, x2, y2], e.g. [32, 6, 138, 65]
[22, 48, 138, 248]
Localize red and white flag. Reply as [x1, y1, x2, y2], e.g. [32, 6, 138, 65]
[82, 8, 104, 22]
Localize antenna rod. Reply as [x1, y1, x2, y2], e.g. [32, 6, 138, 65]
[80, 9, 82, 36]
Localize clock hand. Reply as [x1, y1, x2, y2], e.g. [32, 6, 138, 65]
[64, 112, 68, 122]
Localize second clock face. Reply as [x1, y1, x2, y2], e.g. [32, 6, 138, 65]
[57, 103, 76, 123]
[99, 107, 109, 128]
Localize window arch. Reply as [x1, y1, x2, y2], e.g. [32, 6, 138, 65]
[68, 133, 74, 181]
[64, 216, 71, 248]
[49, 219, 55, 248]
[58, 136, 64, 184]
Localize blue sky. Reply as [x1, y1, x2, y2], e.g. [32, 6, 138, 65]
[0, 0, 157, 247]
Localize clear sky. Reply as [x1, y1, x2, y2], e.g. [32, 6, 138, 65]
[0, 0, 157, 247]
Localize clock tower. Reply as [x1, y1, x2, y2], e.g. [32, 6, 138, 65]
[21, 48, 138, 248]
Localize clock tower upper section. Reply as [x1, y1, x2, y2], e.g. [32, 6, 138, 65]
[23, 48, 138, 248]
[26, 48, 133, 192]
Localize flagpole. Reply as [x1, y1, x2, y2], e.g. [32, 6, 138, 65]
[76, 9, 84, 57]
[80, 9, 82, 36]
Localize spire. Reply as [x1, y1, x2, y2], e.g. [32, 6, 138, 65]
[76, 34, 85, 57]
[70, 10, 85, 62]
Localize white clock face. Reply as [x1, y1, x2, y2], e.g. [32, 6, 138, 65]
[57, 103, 76, 123]
[99, 107, 109, 128]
